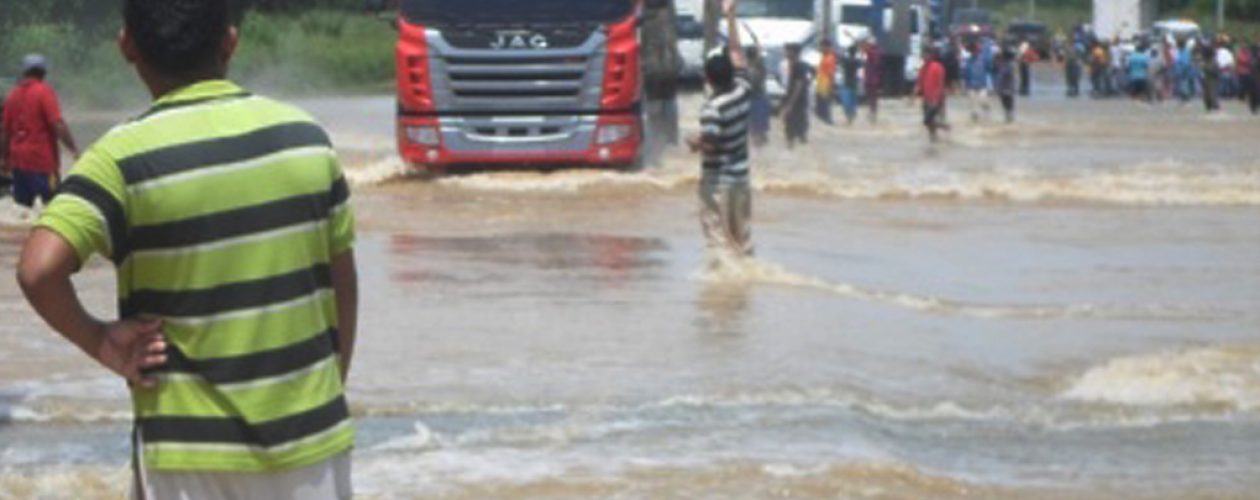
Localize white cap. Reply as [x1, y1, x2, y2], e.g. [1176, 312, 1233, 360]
[22, 54, 48, 73]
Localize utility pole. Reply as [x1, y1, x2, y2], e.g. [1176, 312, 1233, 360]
[1216, 0, 1225, 31]
[1027, 0, 1035, 20]
[822, 0, 833, 44]
[703, 0, 720, 55]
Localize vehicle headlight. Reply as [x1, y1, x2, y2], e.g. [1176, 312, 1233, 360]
[596, 124, 634, 145]
[403, 126, 440, 146]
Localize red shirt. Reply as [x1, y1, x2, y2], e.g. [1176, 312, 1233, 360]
[919, 60, 947, 107]
[2, 78, 64, 174]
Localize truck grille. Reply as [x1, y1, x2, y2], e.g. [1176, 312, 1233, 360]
[446, 57, 588, 99]
[426, 30, 606, 113]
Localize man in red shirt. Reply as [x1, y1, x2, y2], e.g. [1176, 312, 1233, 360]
[1, 54, 79, 207]
[916, 47, 950, 143]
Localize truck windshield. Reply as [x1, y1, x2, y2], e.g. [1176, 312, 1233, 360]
[402, 0, 633, 25]
[952, 9, 992, 26]
[839, 6, 874, 26]
[739, 0, 813, 20]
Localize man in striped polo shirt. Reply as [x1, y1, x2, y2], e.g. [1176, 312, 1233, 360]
[687, 0, 754, 258]
[16, 0, 358, 497]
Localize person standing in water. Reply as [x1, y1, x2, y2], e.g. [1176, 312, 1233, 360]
[688, 0, 754, 258]
[1065, 42, 1083, 98]
[640, 0, 683, 166]
[1250, 42, 1260, 114]
[916, 47, 950, 143]
[779, 43, 811, 147]
[1, 54, 80, 208]
[814, 39, 838, 125]
[1201, 41, 1222, 112]
[862, 38, 883, 124]
[994, 47, 1017, 123]
[839, 45, 862, 125]
[1127, 42, 1153, 103]
[17, 0, 359, 497]
[1018, 41, 1036, 96]
[963, 42, 992, 122]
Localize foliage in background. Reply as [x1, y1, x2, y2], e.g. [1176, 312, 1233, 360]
[1, 2, 394, 109]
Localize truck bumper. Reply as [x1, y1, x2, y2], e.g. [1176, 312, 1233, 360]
[398, 112, 641, 169]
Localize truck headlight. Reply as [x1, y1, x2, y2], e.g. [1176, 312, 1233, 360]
[596, 124, 634, 145]
[404, 126, 440, 146]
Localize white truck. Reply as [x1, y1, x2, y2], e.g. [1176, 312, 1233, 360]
[811, 0, 931, 95]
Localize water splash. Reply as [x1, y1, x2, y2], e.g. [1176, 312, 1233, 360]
[343, 156, 1260, 206]
[1061, 345, 1260, 412]
[697, 254, 1228, 322]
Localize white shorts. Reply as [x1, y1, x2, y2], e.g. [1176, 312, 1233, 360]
[133, 451, 352, 500]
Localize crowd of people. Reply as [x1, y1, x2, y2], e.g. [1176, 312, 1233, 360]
[1061, 25, 1260, 114]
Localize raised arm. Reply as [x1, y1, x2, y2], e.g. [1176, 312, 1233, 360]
[724, 0, 746, 70]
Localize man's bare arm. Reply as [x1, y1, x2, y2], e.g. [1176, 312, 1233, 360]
[54, 120, 79, 160]
[17, 229, 167, 388]
[724, 0, 747, 70]
[331, 250, 358, 383]
[1, 123, 9, 174]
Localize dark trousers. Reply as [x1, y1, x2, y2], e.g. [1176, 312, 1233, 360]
[1239, 74, 1256, 105]
[11, 169, 58, 208]
[999, 94, 1015, 122]
[1019, 62, 1031, 96]
[1250, 75, 1260, 114]
[1204, 73, 1221, 111]
[1066, 63, 1081, 97]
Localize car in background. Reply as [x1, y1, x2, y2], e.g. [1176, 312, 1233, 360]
[1152, 19, 1202, 44]
[1006, 21, 1050, 58]
[676, 13, 706, 84]
[722, 0, 817, 104]
[949, 7, 995, 46]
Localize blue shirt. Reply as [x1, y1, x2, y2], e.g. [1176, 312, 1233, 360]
[964, 54, 989, 90]
[1128, 52, 1151, 82]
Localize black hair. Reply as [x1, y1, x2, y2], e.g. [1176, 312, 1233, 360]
[24, 67, 47, 79]
[124, 0, 231, 78]
[705, 49, 735, 91]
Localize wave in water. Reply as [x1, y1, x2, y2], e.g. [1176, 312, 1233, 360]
[1061, 345, 1260, 412]
[697, 254, 1229, 322]
[352, 455, 991, 499]
[0, 467, 128, 500]
[342, 157, 1260, 206]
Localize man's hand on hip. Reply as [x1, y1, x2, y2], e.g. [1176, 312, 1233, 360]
[96, 318, 168, 389]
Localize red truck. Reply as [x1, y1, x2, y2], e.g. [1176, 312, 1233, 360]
[392, 0, 643, 173]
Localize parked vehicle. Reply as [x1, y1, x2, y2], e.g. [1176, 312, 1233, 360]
[676, 13, 707, 84]
[1006, 21, 1050, 58]
[724, 0, 818, 103]
[811, 0, 930, 95]
[388, 0, 643, 172]
[1152, 19, 1202, 43]
[949, 7, 995, 46]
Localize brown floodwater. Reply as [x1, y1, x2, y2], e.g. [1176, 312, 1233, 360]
[2, 75, 1259, 498]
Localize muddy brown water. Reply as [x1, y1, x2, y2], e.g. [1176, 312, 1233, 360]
[2, 78, 1259, 498]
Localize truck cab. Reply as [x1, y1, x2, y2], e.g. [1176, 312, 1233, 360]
[724, 0, 818, 103]
[393, 0, 642, 172]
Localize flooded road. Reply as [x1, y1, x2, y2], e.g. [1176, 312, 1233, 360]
[2, 84, 1260, 498]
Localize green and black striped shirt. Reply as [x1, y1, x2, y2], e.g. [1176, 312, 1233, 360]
[38, 80, 355, 472]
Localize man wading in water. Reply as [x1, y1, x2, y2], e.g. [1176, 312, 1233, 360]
[688, 0, 754, 258]
[16, 0, 358, 497]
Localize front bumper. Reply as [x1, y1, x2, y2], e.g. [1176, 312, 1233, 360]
[398, 112, 641, 168]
